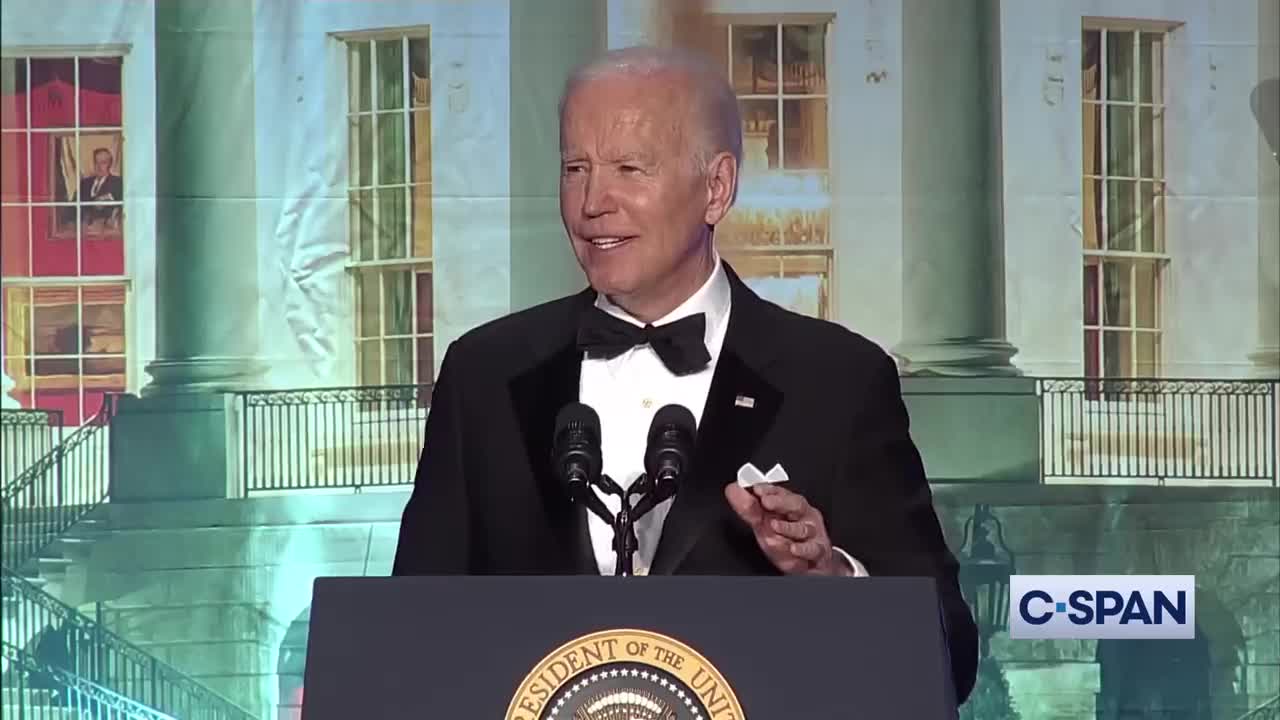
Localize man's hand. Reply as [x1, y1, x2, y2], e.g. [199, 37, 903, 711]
[724, 483, 852, 576]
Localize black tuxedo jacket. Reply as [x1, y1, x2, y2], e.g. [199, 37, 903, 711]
[392, 264, 978, 702]
[79, 174, 122, 202]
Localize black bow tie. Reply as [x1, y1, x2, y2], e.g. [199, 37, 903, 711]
[576, 306, 711, 376]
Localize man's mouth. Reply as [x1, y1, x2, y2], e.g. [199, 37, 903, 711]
[587, 236, 633, 250]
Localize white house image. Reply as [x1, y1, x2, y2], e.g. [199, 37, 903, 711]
[1, 1, 1276, 718]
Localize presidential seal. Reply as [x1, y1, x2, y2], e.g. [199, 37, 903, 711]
[505, 629, 745, 720]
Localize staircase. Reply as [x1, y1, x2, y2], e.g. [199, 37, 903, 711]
[1237, 695, 1280, 720]
[1, 399, 259, 720]
[1, 408, 63, 488]
[2, 641, 178, 720]
[1, 566, 257, 720]
[2, 400, 113, 578]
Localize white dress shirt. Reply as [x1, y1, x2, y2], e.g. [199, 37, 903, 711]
[578, 256, 868, 577]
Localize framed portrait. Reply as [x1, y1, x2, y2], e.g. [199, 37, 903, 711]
[50, 131, 124, 239]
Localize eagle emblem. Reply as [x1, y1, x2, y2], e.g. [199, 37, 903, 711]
[572, 688, 677, 720]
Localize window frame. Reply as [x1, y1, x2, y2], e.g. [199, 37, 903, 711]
[697, 15, 837, 321]
[1081, 22, 1175, 383]
[338, 30, 433, 391]
[1, 50, 131, 424]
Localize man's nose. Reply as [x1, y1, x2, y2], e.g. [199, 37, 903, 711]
[581, 171, 615, 217]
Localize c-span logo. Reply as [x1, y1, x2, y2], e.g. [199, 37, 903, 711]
[1010, 575, 1196, 640]
[506, 629, 745, 720]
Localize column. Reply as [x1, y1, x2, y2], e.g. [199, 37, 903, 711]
[607, 0, 673, 48]
[605, 0, 715, 50]
[144, 0, 263, 393]
[893, 0, 1039, 483]
[111, 0, 262, 501]
[1251, 0, 1279, 378]
[507, 0, 715, 311]
[508, 0, 604, 311]
[894, 0, 1020, 377]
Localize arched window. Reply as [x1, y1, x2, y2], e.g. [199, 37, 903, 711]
[276, 607, 310, 720]
[1096, 632, 1210, 719]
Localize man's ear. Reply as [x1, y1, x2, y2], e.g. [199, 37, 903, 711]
[703, 151, 738, 226]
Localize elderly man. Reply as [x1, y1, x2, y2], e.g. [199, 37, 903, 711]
[392, 46, 977, 702]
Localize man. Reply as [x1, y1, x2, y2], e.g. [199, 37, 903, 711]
[79, 147, 123, 226]
[392, 46, 977, 703]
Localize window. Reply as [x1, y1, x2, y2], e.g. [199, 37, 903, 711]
[1082, 26, 1168, 379]
[686, 19, 833, 320]
[1, 55, 128, 425]
[344, 33, 432, 388]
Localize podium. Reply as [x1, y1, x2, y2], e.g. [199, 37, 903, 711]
[302, 575, 959, 719]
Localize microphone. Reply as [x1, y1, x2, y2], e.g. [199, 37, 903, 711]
[552, 402, 602, 491]
[644, 404, 697, 486]
[551, 402, 614, 531]
[629, 403, 697, 524]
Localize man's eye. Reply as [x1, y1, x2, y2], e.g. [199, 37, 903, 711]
[620, 165, 641, 174]
[563, 164, 586, 174]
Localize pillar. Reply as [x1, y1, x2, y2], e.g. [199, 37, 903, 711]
[605, 0, 715, 51]
[894, 0, 1020, 377]
[508, 0, 604, 311]
[607, 0, 674, 49]
[144, 0, 263, 393]
[111, 0, 262, 501]
[894, 0, 1039, 483]
[1251, 0, 1280, 378]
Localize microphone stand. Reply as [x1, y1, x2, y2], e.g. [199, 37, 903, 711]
[568, 478, 615, 536]
[593, 474, 637, 576]
[591, 473, 678, 577]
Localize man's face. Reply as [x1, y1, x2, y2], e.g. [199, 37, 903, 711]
[559, 73, 716, 318]
[94, 152, 111, 176]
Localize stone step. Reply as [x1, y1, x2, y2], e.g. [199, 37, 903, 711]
[0, 703, 81, 720]
[36, 557, 74, 575]
[1, 687, 80, 718]
[1, 521, 104, 541]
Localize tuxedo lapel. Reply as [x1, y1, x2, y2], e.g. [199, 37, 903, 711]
[509, 293, 598, 574]
[650, 265, 784, 575]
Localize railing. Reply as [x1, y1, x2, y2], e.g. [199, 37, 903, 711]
[231, 377, 1278, 493]
[1237, 695, 1280, 720]
[1, 641, 177, 720]
[1, 398, 113, 570]
[1039, 378, 1278, 485]
[0, 568, 257, 720]
[234, 383, 431, 494]
[1, 409, 64, 487]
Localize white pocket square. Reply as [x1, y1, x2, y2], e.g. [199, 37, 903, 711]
[736, 462, 790, 488]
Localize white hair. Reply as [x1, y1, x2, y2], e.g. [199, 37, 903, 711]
[559, 46, 742, 200]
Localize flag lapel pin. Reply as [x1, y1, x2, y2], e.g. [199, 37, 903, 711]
[734, 394, 755, 408]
